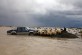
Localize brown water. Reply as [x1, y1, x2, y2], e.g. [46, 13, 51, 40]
[0, 27, 82, 55]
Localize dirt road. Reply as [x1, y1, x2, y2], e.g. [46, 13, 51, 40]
[0, 27, 82, 55]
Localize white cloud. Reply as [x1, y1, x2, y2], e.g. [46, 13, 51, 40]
[0, 0, 75, 14]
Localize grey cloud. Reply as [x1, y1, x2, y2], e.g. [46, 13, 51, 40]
[59, 0, 82, 10]
[0, 0, 82, 27]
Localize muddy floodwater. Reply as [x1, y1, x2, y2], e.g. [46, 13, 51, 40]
[0, 27, 82, 55]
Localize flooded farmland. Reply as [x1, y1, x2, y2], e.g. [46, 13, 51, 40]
[0, 27, 82, 55]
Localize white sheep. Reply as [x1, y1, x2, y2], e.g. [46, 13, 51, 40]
[55, 28, 62, 34]
[46, 28, 52, 35]
[51, 28, 57, 35]
[37, 28, 62, 36]
[37, 28, 46, 35]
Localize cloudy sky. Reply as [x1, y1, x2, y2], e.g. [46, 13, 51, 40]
[0, 0, 82, 27]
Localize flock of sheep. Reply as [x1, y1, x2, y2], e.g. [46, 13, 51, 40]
[34, 27, 63, 36]
[30, 27, 81, 38]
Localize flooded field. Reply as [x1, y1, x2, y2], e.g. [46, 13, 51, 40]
[0, 27, 82, 55]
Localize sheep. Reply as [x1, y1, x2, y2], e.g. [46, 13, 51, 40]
[51, 28, 57, 35]
[37, 28, 43, 35]
[37, 28, 46, 35]
[46, 28, 53, 35]
[55, 28, 62, 34]
[37, 27, 62, 36]
[45, 28, 57, 36]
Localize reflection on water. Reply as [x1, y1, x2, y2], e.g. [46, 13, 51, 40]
[0, 27, 82, 55]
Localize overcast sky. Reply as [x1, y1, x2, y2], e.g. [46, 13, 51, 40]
[0, 0, 82, 27]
